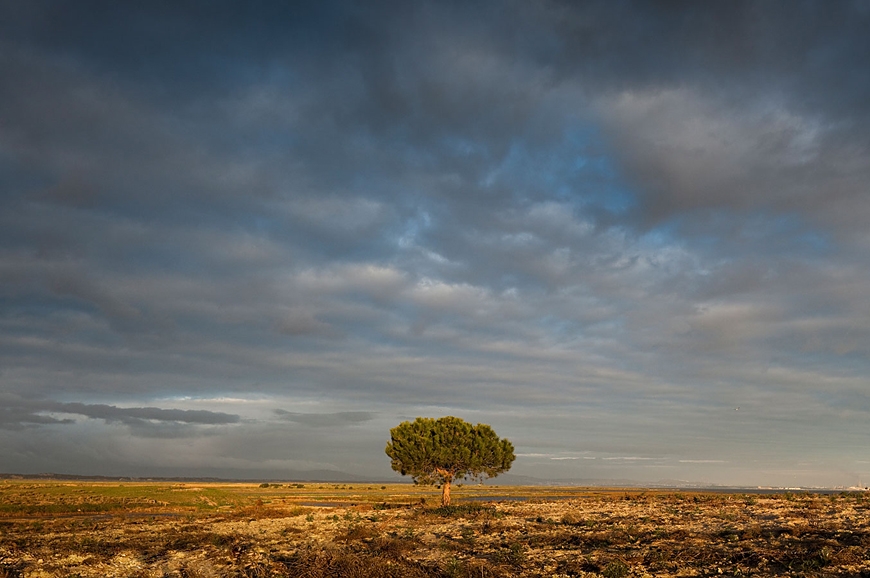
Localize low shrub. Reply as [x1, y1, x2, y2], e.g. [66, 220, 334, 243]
[602, 559, 629, 578]
[430, 503, 497, 518]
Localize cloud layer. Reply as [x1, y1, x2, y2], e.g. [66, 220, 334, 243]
[1, 1, 869, 487]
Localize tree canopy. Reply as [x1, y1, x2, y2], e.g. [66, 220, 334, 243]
[385, 416, 515, 506]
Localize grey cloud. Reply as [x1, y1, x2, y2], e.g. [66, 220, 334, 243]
[275, 310, 343, 339]
[0, 1, 868, 486]
[596, 88, 870, 235]
[0, 396, 240, 431]
[273, 410, 375, 428]
[51, 402, 241, 425]
[0, 407, 75, 430]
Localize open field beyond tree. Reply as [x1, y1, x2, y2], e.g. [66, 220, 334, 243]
[1, 480, 869, 577]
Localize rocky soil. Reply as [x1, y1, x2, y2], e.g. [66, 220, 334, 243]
[2, 486, 869, 577]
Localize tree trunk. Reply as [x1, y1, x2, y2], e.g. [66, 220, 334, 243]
[441, 479, 451, 506]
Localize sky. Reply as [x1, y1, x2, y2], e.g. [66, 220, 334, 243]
[2, 1, 870, 488]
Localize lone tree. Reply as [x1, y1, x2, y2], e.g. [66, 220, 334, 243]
[385, 416, 515, 506]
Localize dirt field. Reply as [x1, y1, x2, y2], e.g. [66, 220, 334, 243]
[1, 480, 869, 577]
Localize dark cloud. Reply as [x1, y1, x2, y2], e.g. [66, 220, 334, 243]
[0, 396, 240, 431]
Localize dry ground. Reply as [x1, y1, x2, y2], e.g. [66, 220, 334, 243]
[1, 480, 869, 577]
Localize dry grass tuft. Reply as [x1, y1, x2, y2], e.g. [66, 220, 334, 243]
[276, 547, 436, 578]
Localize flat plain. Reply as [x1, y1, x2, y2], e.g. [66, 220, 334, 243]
[1, 480, 869, 577]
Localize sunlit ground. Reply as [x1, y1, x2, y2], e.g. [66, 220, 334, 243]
[1, 480, 869, 577]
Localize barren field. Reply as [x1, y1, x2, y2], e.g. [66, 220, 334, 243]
[1, 480, 869, 577]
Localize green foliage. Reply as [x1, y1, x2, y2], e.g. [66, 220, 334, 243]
[602, 559, 629, 578]
[494, 542, 526, 567]
[441, 557, 465, 578]
[385, 416, 515, 486]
